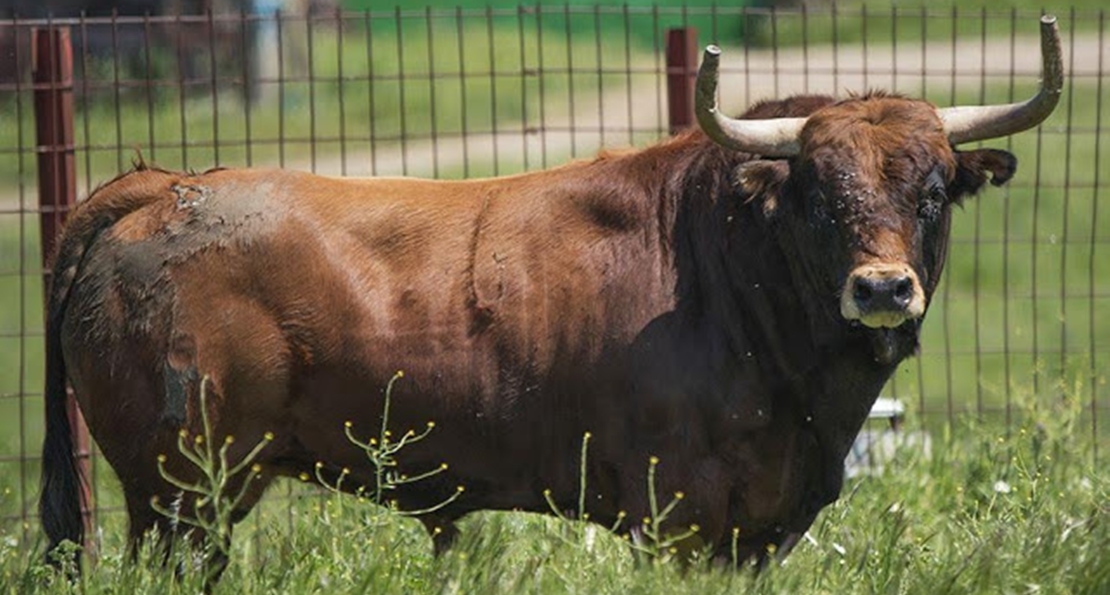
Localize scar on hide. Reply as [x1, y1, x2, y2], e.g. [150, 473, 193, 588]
[466, 196, 496, 335]
[161, 333, 199, 425]
[162, 362, 198, 425]
[171, 183, 213, 210]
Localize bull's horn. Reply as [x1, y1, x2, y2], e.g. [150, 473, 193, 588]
[695, 45, 806, 157]
[940, 15, 1064, 145]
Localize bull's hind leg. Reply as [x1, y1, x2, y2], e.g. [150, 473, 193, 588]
[122, 467, 273, 588]
[143, 294, 291, 580]
[122, 480, 180, 560]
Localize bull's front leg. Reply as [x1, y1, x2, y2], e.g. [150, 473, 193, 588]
[615, 452, 732, 562]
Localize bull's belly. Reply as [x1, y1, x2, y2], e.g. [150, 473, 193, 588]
[282, 365, 608, 511]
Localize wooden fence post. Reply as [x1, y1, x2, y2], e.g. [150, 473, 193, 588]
[666, 27, 699, 135]
[33, 25, 94, 551]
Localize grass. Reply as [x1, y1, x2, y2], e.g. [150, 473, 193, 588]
[337, 2, 1109, 50]
[743, 3, 1106, 48]
[0, 394, 1106, 594]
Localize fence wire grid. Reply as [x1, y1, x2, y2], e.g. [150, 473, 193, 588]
[0, 4, 1106, 545]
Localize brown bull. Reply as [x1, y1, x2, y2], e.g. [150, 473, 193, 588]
[41, 16, 1062, 574]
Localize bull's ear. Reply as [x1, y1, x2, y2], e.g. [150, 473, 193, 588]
[950, 148, 1018, 200]
[735, 160, 790, 217]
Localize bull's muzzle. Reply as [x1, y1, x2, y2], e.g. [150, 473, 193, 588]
[840, 264, 925, 328]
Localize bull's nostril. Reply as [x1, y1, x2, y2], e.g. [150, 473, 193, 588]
[893, 277, 914, 305]
[853, 280, 873, 304]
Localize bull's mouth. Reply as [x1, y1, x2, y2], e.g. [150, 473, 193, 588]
[851, 311, 915, 329]
[839, 264, 926, 328]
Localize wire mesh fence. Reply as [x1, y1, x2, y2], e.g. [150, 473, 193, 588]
[0, 4, 1106, 546]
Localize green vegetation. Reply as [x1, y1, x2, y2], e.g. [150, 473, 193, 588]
[0, 392, 1106, 594]
[337, 2, 1106, 49]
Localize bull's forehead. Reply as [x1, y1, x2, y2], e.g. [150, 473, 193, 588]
[799, 96, 957, 187]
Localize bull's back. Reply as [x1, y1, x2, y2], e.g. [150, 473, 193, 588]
[60, 167, 476, 413]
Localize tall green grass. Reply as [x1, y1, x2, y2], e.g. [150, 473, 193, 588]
[1, 396, 1106, 594]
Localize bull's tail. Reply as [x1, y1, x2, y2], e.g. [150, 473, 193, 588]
[39, 218, 94, 567]
[39, 275, 85, 565]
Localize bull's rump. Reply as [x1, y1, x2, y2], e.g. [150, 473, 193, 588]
[58, 165, 671, 508]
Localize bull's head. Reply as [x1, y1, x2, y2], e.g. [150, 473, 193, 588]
[697, 16, 1062, 333]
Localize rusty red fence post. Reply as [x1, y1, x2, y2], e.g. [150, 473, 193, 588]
[665, 27, 698, 135]
[33, 26, 94, 549]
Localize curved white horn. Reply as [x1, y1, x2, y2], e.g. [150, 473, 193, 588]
[695, 45, 806, 157]
[940, 15, 1064, 144]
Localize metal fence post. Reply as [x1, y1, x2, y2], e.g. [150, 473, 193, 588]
[665, 27, 698, 135]
[33, 26, 93, 549]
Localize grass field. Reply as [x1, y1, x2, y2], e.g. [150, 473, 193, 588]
[0, 397, 1107, 594]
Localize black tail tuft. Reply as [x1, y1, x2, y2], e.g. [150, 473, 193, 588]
[38, 261, 86, 569]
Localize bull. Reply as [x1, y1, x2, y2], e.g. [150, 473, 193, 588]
[40, 16, 1062, 575]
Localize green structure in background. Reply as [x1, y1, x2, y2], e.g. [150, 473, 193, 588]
[338, 0, 776, 49]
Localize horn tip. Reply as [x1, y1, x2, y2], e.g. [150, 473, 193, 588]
[705, 44, 722, 56]
[1040, 14, 1057, 26]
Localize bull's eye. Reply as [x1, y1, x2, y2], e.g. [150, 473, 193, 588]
[928, 184, 947, 203]
[918, 196, 941, 222]
[918, 178, 946, 221]
[810, 198, 834, 228]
